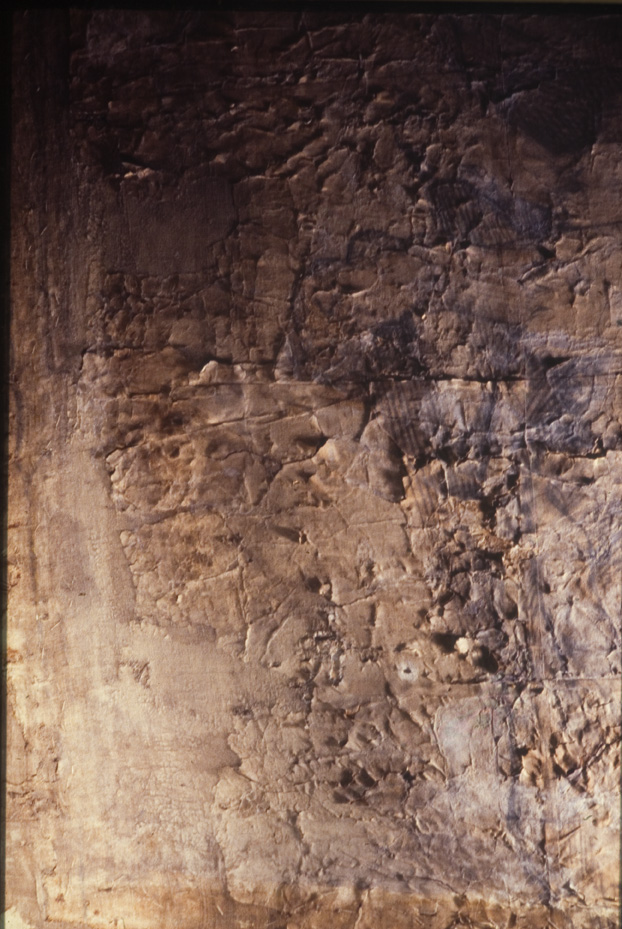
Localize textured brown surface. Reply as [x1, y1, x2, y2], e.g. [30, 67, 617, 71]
[7, 10, 621, 929]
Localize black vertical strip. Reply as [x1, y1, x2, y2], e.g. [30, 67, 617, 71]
[0, 8, 12, 919]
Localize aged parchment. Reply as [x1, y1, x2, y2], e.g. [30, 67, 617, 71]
[7, 11, 621, 928]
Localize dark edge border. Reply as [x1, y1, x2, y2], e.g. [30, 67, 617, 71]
[4, 1, 622, 11]
[0, 5, 11, 924]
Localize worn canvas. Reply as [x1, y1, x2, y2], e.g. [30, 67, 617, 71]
[6, 11, 621, 929]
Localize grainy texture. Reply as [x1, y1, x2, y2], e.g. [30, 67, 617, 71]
[7, 10, 621, 929]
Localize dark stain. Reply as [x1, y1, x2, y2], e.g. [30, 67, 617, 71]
[431, 632, 460, 654]
[505, 74, 602, 156]
[472, 644, 499, 673]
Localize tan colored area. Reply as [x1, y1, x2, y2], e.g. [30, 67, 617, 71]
[14, 882, 621, 929]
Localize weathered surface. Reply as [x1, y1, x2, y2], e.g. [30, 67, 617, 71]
[7, 11, 621, 929]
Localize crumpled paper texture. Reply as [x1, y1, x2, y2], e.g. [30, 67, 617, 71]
[7, 11, 621, 929]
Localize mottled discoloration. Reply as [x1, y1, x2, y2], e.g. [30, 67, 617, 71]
[8, 11, 621, 929]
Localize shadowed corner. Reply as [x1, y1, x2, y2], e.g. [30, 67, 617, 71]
[1, 8, 12, 925]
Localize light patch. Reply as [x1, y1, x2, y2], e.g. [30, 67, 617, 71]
[4, 907, 34, 929]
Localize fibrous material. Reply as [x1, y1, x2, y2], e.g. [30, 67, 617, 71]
[7, 11, 621, 929]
